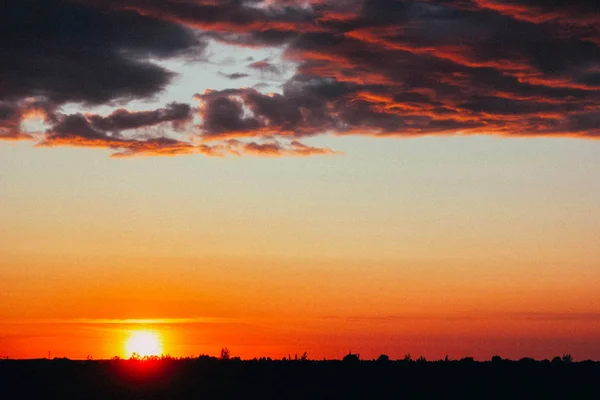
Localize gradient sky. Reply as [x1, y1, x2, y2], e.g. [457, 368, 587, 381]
[1, 0, 600, 361]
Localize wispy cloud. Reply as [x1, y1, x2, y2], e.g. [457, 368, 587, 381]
[320, 311, 600, 323]
[0, 317, 234, 325]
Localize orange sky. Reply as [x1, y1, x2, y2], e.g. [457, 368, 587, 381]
[2, 0, 600, 363]
[2, 145, 600, 361]
[2, 136, 600, 360]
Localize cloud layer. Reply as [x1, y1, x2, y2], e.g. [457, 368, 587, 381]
[2, 0, 599, 156]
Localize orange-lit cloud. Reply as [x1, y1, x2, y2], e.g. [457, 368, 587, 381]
[227, 139, 340, 157]
[2, 0, 600, 155]
[35, 106, 337, 158]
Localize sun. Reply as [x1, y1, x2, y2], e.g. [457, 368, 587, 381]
[124, 330, 163, 358]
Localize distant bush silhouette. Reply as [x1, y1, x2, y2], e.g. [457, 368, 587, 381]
[342, 352, 360, 362]
[377, 354, 390, 362]
[562, 354, 573, 363]
[220, 347, 230, 360]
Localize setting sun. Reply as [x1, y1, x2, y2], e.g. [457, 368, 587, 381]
[124, 330, 163, 358]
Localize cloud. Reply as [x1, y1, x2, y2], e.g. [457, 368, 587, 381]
[0, 102, 26, 140]
[2, 0, 599, 157]
[195, 81, 348, 139]
[0, 317, 235, 325]
[249, 60, 280, 75]
[321, 311, 600, 323]
[36, 105, 335, 158]
[0, 100, 55, 141]
[87, 103, 193, 132]
[219, 72, 251, 80]
[227, 139, 340, 157]
[40, 111, 199, 158]
[0, 0, 204, 108]
[87, 0, 600, 141]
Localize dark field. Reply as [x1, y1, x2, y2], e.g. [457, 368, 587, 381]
[2, 356, 599, 399]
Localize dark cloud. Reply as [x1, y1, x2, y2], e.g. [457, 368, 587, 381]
[248, 60, 280, 75]
[0, 102, 30, 140]
[560, 112, 600, 136]
[220, 72, 251, 80]
[199, 91, 262, 136]
[39, 103, 335, 157]
[2, 0, 600, 156]
[88, 103, 192, 132]
[41, 106, 196, 157]
[0, 103, 20, 127]
[0, 100, 54, 140]
[0, 0, 204, 108]
[83, 0, 316, 45]
[195, 79, 347, 139]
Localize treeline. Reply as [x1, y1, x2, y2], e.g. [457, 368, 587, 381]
[86, 349, 582, 364]
[1, 353, 598, 399]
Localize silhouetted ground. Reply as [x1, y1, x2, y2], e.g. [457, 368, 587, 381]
[1, 356, 599, 399]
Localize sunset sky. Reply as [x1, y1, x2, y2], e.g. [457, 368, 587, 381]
[1, 0, 600, 361]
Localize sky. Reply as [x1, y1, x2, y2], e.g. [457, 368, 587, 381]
[1, 0, 600, 361]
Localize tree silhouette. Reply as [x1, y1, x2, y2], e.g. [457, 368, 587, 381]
[220, 347, 231, 360]
[562, 354, 573, 363]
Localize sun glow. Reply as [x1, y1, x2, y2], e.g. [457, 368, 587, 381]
[124, 330, 163, 358]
